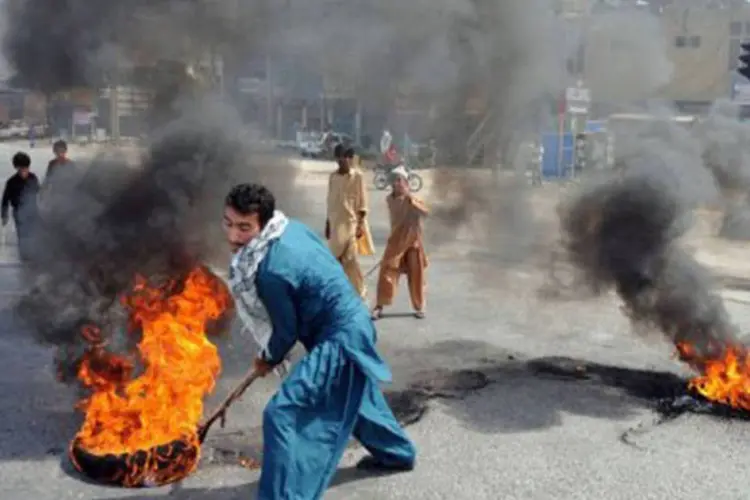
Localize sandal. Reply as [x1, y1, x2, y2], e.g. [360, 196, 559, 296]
[371, 306, 383, 320]
[414, 311, 425, 319]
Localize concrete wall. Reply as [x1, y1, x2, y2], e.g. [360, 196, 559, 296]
[659, 7, 732, 102]
[583, 6, 749, 105]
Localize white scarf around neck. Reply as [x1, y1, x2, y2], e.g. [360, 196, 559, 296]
[228, 210, 289, 354]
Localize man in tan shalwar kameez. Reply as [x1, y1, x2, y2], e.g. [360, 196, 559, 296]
[325, 145, 375, 298]
[372, 166, 428, 320]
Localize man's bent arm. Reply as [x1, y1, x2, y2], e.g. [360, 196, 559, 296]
[1, 181, 10, 221]
[409, 196, 429, 217]
[257, 272, 298, 366]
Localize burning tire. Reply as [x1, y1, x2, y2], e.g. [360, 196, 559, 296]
[65, 266, 232, 487]
[68, 436, 200, 487]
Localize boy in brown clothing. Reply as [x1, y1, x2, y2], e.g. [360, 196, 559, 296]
[372, 166, 428, 320]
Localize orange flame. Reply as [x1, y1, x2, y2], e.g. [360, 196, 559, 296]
[71, 266, 231, 477]
[676, 342, 750, 410]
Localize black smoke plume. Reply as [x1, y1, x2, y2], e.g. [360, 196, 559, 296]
[16, 101, 248, 381]
[2, 0, 259, 93]
[559, 167, 739, 366]
[2, 0, 315, 383]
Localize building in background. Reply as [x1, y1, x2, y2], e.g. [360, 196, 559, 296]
[580, 3, 750, 116]
[0, 85, 32, 123]
[658, 5, 732, 112]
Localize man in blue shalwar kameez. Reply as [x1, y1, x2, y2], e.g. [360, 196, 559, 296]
[223, 183, 417, 499]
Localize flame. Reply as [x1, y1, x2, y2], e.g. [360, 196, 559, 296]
[676, 342, 750, 410]
[70, 266, 231, 486]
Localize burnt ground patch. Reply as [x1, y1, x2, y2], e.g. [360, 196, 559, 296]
[88, 352, 750, 498]
[195, 355, 747, 472]
[60, 343, 750, 483]
[525, 357, 750, 421]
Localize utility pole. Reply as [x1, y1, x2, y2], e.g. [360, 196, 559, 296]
[110, 84, 120, 143]
[266, 54, 274, 136]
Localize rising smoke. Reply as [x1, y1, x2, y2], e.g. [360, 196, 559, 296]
[17, 101, 251, 381]
[2, 0, 264, 92]
[559, 166, 739, 365]
[550, 7, 750, 365]
[417, 0, 568, 265]
[3, 0, 579, 274]
[9, 0, 750, 381]
[694, 101, 750, 240]
[1, 1, 310, 380]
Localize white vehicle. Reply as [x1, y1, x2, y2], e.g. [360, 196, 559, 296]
[9, 122, 29, 138]
[297, 131, 354, 159]
[297, 131, 324, 158]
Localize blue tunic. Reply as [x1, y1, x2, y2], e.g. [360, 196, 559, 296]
[254, 220, 416, 499]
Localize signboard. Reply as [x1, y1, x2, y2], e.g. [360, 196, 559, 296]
[51, 88, 95, 106]
[99, 86, 152, 116]
[237, 77, 265, 94]
[565, 85, 590, 114]
[73, 110, 93, 126]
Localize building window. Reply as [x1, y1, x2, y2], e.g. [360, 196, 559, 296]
[675, 35, 700, 48]
[731, 39, 741, 70]
[730, 38, 750, 71]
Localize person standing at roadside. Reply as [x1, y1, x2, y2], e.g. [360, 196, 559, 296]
[2, 152, 40, 261]
[43, 139, 76, 189]
[325, 144, 372, 298]
[371, 166, 429, 320]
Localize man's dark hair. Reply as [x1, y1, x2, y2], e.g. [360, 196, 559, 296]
[53, 140, 67, 151]
[225, 183, 275, 226]
[12, 151, 31, 168]
[334, 144, 355, 159]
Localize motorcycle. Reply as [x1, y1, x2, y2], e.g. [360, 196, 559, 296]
[372, 163, 423, 192]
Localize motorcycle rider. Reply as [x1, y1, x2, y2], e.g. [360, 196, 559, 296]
[380, 129, 399, 168]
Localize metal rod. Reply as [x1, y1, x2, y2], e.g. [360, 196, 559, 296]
[198, 369, 262, 443]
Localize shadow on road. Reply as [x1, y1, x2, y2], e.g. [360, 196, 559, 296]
[1, 315, 691, 479]
[88, 341, 696, 499]
[94, 464, 401, 500]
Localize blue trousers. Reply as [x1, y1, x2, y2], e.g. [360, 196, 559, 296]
[257, 341, 416, 500]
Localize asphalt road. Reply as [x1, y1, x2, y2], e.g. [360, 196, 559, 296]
[2, 148, 750, 499]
